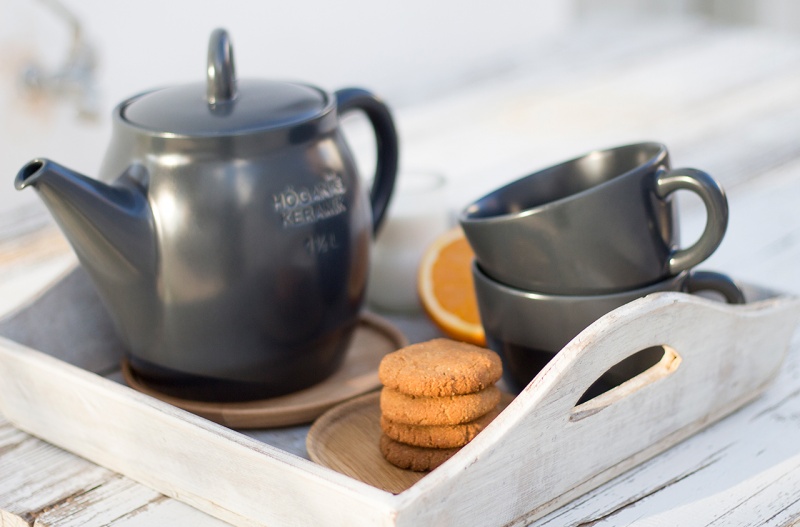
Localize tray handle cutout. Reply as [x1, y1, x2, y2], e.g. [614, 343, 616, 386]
[570, 345, 682, 422]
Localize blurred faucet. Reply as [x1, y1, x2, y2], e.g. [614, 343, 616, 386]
[21, 0, 100, 120]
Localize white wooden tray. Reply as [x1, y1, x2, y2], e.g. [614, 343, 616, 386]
[0, 268, 798, 527]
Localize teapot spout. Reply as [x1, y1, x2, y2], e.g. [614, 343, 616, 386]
[15, 158, 155, 281]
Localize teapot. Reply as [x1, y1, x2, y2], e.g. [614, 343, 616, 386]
[15, 29, 399, 401]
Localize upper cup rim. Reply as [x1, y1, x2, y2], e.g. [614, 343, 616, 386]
[459, 141, 667, 225]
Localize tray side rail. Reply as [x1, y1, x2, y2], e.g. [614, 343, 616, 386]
[0, 336, 401, 527]
[394, 291, 800, 527]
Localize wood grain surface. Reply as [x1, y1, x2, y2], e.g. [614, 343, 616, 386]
[3, 16, 800, 527]
[0, 284, 797, 526]
[307, 392, 426, 494]
[121, 314, 407, 429]
[307, 391, 516, 494]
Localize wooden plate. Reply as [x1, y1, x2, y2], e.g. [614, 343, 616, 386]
[307, 392, 425, 493]
[307, 391, 515, 494]
[122, 313, 407, 429]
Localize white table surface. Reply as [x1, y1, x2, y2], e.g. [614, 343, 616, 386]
[3, 16, 800, 527]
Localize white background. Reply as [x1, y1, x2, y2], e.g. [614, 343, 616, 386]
[1, 0, 797, 238]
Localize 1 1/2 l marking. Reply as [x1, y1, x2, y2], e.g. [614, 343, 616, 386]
[305, 233, 339, 254]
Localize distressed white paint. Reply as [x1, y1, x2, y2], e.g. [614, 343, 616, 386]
[0, 280, 798, 526]
[0, 412, 228, 527]
[2, 15, 800, 527]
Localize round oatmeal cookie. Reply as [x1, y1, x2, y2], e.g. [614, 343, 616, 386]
[380, 404, 501, 448]
[379, 434, 461, 472]
[380, 385, 501, 426]
[378, 338, 502, 397]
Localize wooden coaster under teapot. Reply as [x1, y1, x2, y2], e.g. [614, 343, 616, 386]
[122, 313, 407, 429]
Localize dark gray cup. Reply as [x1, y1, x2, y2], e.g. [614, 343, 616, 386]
[472, 261, 745, 393]
[460, 142, 729, 295]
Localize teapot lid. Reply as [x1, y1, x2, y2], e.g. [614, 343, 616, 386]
[119, 29, 331, 136]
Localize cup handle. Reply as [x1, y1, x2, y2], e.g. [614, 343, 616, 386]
[654, 168, 729, 275]
[683, 270, 745, 304]
[335, 88, 400, 236]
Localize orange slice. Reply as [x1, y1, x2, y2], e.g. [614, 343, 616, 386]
[417, 227, 485, 346]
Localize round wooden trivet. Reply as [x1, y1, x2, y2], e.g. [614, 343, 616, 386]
[307, 391, 515, 494]
[307, 392, 423, 494]
[122, 313, 407, 429]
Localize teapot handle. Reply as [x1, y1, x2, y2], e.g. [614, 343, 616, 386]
[335, 88, 399, 235]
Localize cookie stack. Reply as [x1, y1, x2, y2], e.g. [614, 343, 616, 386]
[377, 338, 504, 472]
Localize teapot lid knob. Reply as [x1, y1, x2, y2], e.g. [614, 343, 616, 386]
[207, 28, 237, 105]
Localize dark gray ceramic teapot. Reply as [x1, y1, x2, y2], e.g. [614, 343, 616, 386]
[15, 29, 399, 401]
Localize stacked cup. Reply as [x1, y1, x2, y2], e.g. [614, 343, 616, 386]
[460, 142, 745, 393]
